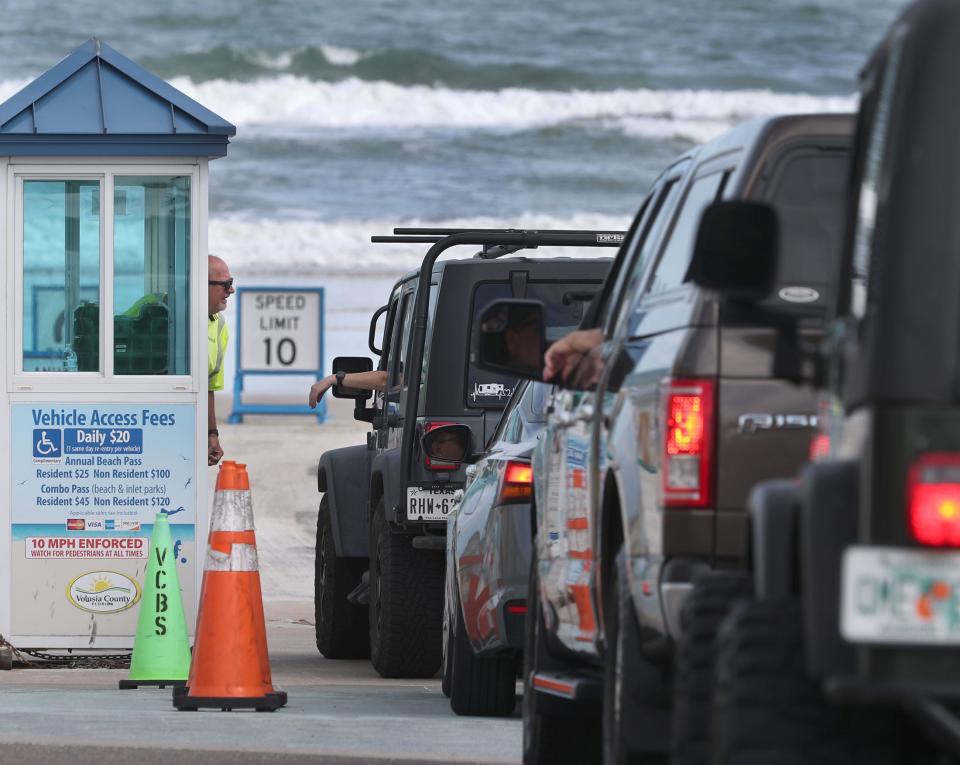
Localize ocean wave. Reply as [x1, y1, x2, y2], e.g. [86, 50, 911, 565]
[210, 213, 631, 277]
[163, 75, 854, 139]
[140, 44, 594, 90]
[0, 73, 852, 143]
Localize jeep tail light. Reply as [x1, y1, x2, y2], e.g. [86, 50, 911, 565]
[424, 421, 459, 471]
[661, 379, 715, 508]
[499, 460, 533, 504]
[907, 453, 960, 547]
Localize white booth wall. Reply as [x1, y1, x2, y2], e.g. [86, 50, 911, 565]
[0, 156, 210, 649]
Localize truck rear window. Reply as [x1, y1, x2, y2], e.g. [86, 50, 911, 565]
[765, 150, 850, 313]
[467, 280, 600, 408]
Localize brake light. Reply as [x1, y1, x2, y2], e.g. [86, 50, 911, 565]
[661, 379, 715, 508]
[907, 453, 960, 547]
[499, 460, 533, 504]
[810, 434, 831, 461]
[424, 421, 458, 471]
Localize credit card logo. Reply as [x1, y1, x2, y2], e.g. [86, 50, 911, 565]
[66, 519, 85, 531]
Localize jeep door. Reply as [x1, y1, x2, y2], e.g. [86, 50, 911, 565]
[536, 160, 690, 657]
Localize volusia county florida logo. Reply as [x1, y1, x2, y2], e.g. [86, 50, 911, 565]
[67, 571, 141, 614]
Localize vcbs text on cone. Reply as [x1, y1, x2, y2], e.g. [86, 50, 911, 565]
[173, 461, 286, 711]
[120, 511, 191, 688]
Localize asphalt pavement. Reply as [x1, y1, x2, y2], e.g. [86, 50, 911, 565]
[0, 600, 522, 764]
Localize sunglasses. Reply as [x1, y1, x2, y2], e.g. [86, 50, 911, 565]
[208, 278, 234, 290]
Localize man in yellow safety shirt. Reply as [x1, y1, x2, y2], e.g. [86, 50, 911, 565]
[208, 255, 234, 465]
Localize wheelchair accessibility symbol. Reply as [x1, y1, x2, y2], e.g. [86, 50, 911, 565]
[33, 429, 62, 459]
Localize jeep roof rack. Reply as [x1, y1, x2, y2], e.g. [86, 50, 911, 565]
[369, 226, 626, 488]
[372, 228, 626, 257]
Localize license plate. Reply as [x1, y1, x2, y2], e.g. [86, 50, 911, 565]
[406, 486, 458, 522]
[841, 545, 960, 644]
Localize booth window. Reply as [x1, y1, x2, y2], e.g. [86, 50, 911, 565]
[22, 180, 101, 373]
[113, 176, 191, 375]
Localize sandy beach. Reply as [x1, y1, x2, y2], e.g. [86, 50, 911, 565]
[207, 394, 367, 603]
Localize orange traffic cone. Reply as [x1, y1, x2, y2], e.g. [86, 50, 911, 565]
[173, 461, 286, 712]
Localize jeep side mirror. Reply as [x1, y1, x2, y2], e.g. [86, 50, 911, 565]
[687, 200, 778, 302]
[473, 299, 547, 380]
[331, 356, 374, 400]
[421, 424, 472, 465]
[368, 304, 389, 356]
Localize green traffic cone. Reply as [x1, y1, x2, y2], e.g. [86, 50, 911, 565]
[119, 512, 191, 689]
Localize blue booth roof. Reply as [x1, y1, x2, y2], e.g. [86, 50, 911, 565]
[0, 39, 236, 158]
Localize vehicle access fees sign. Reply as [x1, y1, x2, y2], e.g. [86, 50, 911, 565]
[238, 289, 321, 372]
[10, 404, 197, 639]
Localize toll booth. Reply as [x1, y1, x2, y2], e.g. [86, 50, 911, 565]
[0, 40, 235, 650]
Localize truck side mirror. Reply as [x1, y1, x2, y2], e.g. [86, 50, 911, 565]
[687, 200, 778, 303]
[421, 424, 472, 465]
[473, 299, 547, 380]
[331, 356, 374, 400]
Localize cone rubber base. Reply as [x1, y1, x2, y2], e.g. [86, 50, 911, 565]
[119, 678, 187, 690]
[173, 684, 287, 712]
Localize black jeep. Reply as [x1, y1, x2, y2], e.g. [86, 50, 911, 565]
[316, 228, 616, 678]
[698, 1, 960, 761]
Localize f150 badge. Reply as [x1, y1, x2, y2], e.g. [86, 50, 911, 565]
[737, 413, 818, 435]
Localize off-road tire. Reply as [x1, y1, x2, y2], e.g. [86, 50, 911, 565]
[522, 555, 600, 765]
[671, 571, 751, 765]
[712, 598, 905, 765]
[314, 495, 370, 659]
[368, 498, 444, 678]
[603, 547, 667, 765]
[448, 581, 516, 716]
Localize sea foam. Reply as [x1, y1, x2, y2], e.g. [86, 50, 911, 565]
[211, 212, 631, 277]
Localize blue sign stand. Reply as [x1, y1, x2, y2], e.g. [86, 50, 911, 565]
[228, 286, 326, 424]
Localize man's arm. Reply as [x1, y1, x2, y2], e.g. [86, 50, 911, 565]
[543, 328, 605, 382]
[208, 390, 223, 466]
[309, 370, 387, 409]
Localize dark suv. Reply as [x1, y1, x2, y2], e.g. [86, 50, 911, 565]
[475, 114, 853, 762]
[315, 228, 615, 678]
[704, 3, 960, 762]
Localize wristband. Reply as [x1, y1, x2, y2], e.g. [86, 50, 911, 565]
[336, 371, 346, 387]
[208, 429, 219, 436]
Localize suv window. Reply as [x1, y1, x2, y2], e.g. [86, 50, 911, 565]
[488, 380, 528, 446]
[647, 170, 727, 296]
[766, 150, 850, 308]
[389, 289, 413, 393]
[606, 175, 684, 334]
[468, 279, 602, 408]
[849, 35, 904, 320]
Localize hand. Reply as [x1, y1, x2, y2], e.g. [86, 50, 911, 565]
[543, 328, 604, 382]
[309, 375, 335, 409]
[208, 435, 224, 466]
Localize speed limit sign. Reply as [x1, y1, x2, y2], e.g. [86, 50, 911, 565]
[229, 287, 326, 423]
[238, 289, 321, 371]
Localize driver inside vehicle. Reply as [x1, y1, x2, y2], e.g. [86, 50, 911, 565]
[428, 429, 468, 463]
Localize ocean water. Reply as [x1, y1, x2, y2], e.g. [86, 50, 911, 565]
[0, 0, 908, 379]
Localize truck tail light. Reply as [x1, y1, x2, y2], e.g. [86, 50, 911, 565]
[809, 433, 831, 461]
[661, 379, 715, 508]
[907, 453, 960, 547]
[499, 460, 533, 504]
[424, 421, 459, 471]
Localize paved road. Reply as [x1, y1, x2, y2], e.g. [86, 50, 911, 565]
[0, 601, 522, 765]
